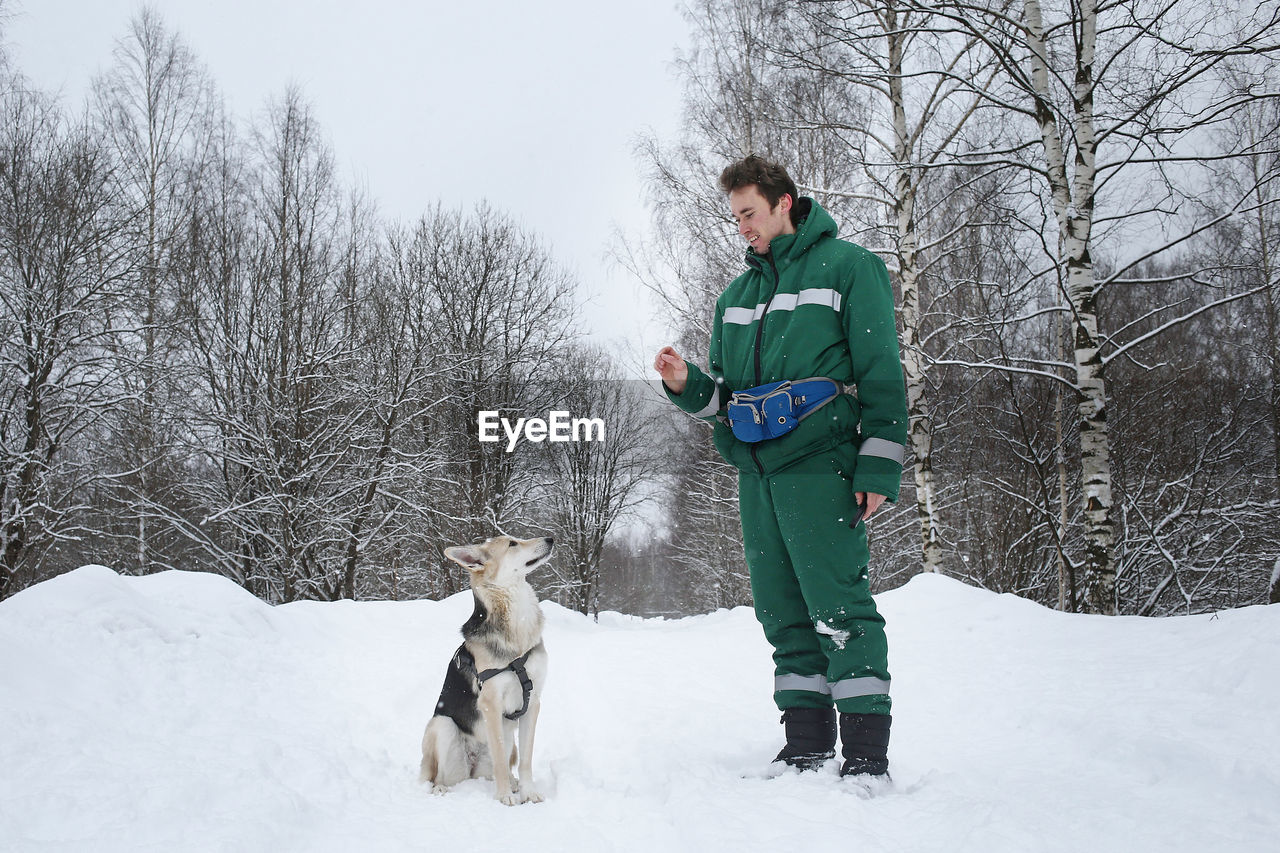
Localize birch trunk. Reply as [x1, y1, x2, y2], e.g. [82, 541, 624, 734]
[1255, 146, 1280, 606]
[884, 6, 944, 574]
[1268, 258, 1280, 501]
[1256, 162, 1280, 498]
[1055, 308, 1073, 610]
[1025, 0, 1116, 614]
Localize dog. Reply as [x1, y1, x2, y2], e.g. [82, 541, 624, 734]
[420, 535, 552, 805]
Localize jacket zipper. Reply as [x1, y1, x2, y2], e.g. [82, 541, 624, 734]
[749, 254, 782, 474]
[752, 254, 781, 386]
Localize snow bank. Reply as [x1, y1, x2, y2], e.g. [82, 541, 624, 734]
[1, 566, 1276, 852]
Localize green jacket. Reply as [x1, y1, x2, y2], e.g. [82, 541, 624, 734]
[666, 198, 908, 500]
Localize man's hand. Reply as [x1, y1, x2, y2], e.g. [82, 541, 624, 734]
[654, 346, 689, 394]
[855, 492, 887, 521]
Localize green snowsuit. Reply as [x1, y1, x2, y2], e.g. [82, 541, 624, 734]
[665, 198, 907, 715]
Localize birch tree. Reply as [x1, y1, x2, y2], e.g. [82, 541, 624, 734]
[638, 0, 1025, 588]
[764, 0, 1017, 575]
[914, 0, 1280, 612]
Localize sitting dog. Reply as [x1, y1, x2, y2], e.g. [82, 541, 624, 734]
[420, 535, 552, 805]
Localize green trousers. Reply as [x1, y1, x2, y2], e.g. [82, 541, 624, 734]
[739, 442, 892, 715]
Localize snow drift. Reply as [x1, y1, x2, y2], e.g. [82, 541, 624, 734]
[1, 565, 1276, 852]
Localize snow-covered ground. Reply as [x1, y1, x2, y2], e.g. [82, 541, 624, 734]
[1, 565, 1276, 852]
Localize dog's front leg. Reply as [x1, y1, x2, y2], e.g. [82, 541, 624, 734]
[479, 691, 518, 805]
[515, 696, 542, 803]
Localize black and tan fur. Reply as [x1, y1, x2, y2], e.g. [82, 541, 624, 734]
[420, 535, 552, 805]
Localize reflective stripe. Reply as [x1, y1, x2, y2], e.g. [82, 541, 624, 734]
[859, 437, 906, 465]
[829, 676, 891, 701]
[722, 288, 844, 326]
[723, 304, 765, 325]
[777, 673, 891, 700]
[784, 287, 842, 312]
[774, 673, 832, 695]
[691, 391, 721, 419]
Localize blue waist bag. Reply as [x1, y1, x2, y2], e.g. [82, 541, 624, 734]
[725, 377, 848, 443]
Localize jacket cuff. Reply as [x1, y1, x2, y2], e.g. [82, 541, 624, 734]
[851, 454, 903, 504]
[664, 361, 721, 419]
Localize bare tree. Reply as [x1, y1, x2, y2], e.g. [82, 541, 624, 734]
[906, 0, 1280, 612]
[0, 82, 128, 597]
[1207, 64, 1280, 499]
[626, 0, 874, 606]
[597, 526, 689, 616]
[0, 7, 687, 610]
[331, 188, 423, 600]
[533, 346, 662, 614]
[344, 217, 468, 601]
[89, 6, 215, 574]
[1115, 65, 1280, 613]
[637, 0, 1280, 616]
[166, 88, 360, 602]
[758, 1, 1019, 576]
[159, 110, 582, 604]
[412, 202, 578, 596]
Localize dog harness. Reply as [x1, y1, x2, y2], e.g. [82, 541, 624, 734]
[476, 649, 534, 720]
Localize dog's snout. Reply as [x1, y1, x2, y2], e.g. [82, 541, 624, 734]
[544, 536, 554, 547]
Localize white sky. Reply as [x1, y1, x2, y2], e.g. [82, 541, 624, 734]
[4, 0, 689, 366]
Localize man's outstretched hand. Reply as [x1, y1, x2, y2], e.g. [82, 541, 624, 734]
[653, 346, 688, 395]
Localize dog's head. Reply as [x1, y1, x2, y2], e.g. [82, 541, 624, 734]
[444, 535, 554, 586]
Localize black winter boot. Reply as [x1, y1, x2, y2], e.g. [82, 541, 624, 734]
[772, 707, 837, 771]
[839, 713, 891, 777]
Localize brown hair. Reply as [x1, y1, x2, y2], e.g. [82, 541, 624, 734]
[719, 155, 799, 213]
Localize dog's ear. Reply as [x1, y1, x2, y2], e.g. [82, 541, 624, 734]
[444, 545, 487, 571]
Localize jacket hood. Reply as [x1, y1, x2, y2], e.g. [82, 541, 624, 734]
[745, 197, 838, 270]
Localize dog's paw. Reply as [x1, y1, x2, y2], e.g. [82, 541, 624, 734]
[497, 791, 521, 806]
[522, 788, 544, 804]
[430, 784, 449, 796]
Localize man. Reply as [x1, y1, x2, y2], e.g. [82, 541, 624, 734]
[654, 156, 908, 778]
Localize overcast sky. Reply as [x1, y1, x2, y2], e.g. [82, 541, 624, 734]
[5, 0, 690, 367]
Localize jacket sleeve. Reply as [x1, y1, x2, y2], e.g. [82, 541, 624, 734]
[844, 251, 909, 502]
[664, 302, 730, 423]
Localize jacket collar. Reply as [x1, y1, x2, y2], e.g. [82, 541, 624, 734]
[744, 197, 837, 272]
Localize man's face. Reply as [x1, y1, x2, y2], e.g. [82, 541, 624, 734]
[729, 184, 795, 255]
